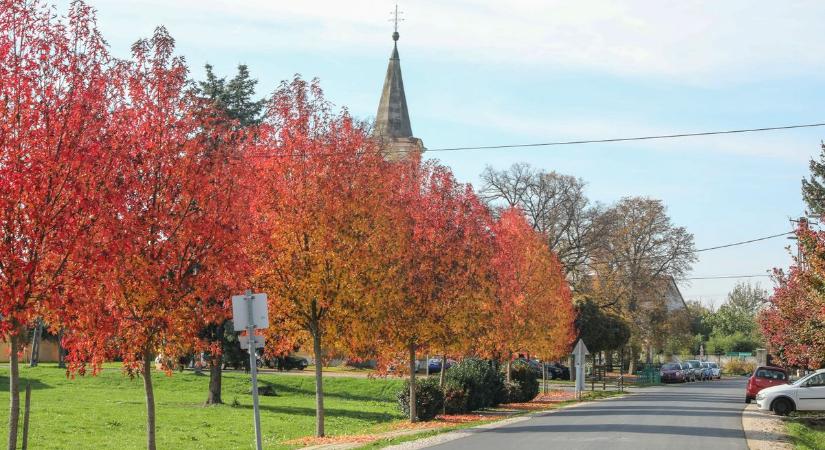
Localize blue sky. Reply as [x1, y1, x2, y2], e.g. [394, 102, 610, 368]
[63, 0, 825, 307]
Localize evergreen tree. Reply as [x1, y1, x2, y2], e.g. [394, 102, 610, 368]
[194, 64, 265, 405]
[802, 142, 825, 214]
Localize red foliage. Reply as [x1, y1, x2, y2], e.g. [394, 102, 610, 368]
[485, 208, 575, 361]
[62, 28, 253, 374]
[0, 0, 113, 340]
[760, 224, 825, 369]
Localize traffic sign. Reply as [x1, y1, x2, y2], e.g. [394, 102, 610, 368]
[239, 334, 266, 350]
[573, 339, 589, 363]
[232, 293, 269, 331]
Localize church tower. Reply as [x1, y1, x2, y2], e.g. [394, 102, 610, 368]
[374, 7, 424, 160]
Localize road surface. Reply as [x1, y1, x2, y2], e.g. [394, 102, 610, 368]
[427, 378, 748, 450]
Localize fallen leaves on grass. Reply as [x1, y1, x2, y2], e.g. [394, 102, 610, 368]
[285, 390, 576, 447]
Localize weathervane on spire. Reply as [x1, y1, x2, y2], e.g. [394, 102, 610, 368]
[390, 3, 404, 41]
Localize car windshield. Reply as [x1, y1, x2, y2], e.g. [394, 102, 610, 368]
[792, 372, 820, 385]
[663, 364, 679, 370]
[710, 363, 718, 368]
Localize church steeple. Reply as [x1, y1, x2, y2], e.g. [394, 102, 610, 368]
[375, 21, 412, 139]
[374, 5, 423, 159]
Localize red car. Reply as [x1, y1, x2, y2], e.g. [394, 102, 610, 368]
[660, 362, 686, 383]
[746, 366, 788, 403]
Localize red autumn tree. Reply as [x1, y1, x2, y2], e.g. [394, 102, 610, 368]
[0, 1, 114, 446]
[251, 76, 394, 437]
[485, 208, 575, 380]
[370, 159, 495, 422]
[760, 224, 825, 369]
[60, 28, 253, 450]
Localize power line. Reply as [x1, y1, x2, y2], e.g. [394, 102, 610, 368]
[425, 122, 825, 153]
[685, 274, 771, 280]
[694, 231, 793, 253]
[247, 121, 825, 158]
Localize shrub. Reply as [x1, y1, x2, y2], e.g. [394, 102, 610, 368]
[396, 376, 444, 421]
[501, 380, 522, 403]
[723, 359, 756, 376]
[509, 362, 539, 402]
[443, 381, 468, 414]
[445, 358, 504, 411]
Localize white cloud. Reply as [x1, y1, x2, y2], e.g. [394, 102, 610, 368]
[80, 0, 825, 84]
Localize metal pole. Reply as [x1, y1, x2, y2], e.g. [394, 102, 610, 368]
[246, 290, 263, 450]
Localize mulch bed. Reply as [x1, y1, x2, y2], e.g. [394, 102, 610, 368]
[286, 390, 575, 447]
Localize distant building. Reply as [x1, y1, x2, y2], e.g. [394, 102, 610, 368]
[663, 276, 688, 312]
[373, 27, 424, 160]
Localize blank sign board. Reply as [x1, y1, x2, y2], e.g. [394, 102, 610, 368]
[232, 293, 269, 331]
[239, 334, 266, 350]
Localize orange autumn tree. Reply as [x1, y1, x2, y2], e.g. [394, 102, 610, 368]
[0, 1, 115, 446]
[372, 159, 494, 422]
[61, 28, 253, 450]
[252, 76, 393, 438]
[486, 208, 575, 380]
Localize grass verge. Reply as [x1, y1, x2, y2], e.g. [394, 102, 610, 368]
[0, 363, 404, 449]
[787, 416, 825, 450]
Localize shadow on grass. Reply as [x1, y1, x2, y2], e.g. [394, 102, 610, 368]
[0, 376, 52, 391]
[230, 378, 397, 404]
[233, 403, 401, 423]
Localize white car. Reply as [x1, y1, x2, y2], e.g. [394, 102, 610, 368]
[756, 368, 825, 415]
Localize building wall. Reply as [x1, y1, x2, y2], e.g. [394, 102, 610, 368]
[0, 340, 60, 363]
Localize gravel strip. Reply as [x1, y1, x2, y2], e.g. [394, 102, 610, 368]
[741, 404, 793, 450]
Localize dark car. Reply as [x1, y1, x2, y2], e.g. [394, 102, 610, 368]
[427, 357, 455, 373]
[684, 360, 706, 381]
[746, 365, 788, 403]
[680, 362, 696, 382]
[660, 362, 686, 383]
[265, 355, 308, 371]
[545, 362, 570, 380]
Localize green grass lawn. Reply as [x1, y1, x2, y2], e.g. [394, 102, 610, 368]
[0, 363, 405, 449]
[788, 418, 825, 450]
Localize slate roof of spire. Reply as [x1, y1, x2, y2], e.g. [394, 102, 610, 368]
[374, 31, 413, 139]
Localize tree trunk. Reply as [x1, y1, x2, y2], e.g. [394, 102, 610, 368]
[8, 333, 20, 450]
[57, 329, 66, 369]
[439, 354, 446, 388]
[505, 353, 512, 383]
[311, 324, 325, 437]
[628, 346, 635, 374]
[206, 353, 222, 405]
[408, 342, 417, 423]
[142, 353, 157, 450]
[29, 320, 42, 368]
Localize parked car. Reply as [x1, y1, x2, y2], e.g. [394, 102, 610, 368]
[746, 365, 789, 403]
[273, 355, 309, 371]
[679, 362, 695, 382]
[544, 362, 570, 380]
[700, 362, 714, 380]
[708, 362, 722, 379]
[756, 368, 825, 415]
[684, 360, 706, 381]
[427, 357, 455, 373]
[660, 362, 686, 383]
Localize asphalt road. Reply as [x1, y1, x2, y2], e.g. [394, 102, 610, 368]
[427, 378, 749, 450]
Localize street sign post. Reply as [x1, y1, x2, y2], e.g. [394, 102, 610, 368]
[573, 339, 589, 400]
[231, 290, 268, 450]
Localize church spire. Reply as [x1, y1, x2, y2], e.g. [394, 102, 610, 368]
[374, 5, 413, 140]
